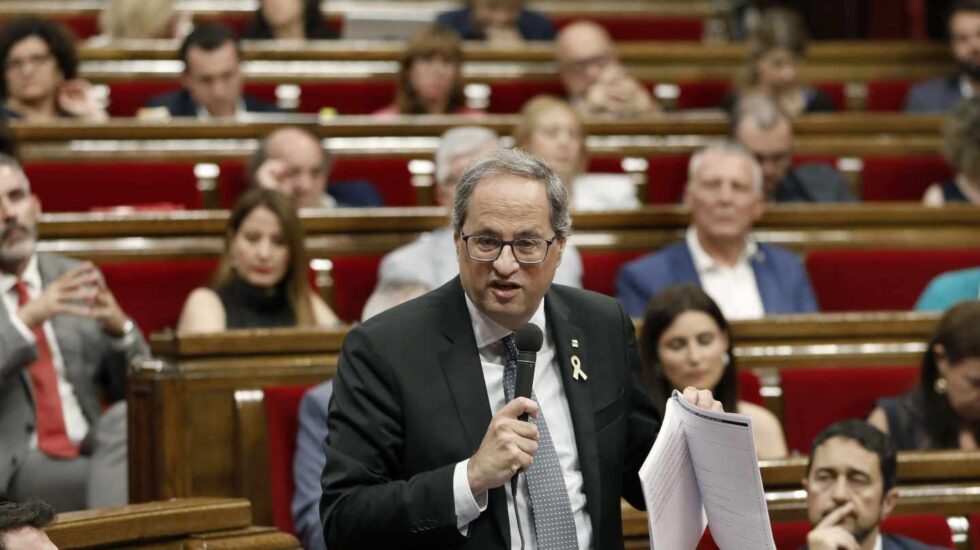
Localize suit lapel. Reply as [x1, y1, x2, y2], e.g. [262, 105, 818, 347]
[544, 291, 602, 535]
[750, 249, 781, 313]
[435, 279, 510, 545]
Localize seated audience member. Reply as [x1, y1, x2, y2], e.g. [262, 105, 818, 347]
[362, 126, 583, 319]
[436, 0, 556, 43]
[905, 0, 980, 113]
[95, 0, 192, 41]
[916, 267, 980, 311]
[249, 126, 383, 209]
[732, 94, 854, 202]
[513, 95, 640, 210]
[0, 500, 59, 550]
[143, 23, 282, 118]
[0, 18, 107, 121]
[243, 0, 337, 40]
[177, 188, 338, 332]
[1, 153, 147, 512]
[641, 284, 787, 459]
[374, 25, 479, 116]
[616, 141, 818, 319]
[292, 380, 331, 550]
[868, 300, 980, 450]
[722, 8, 836, 117]
[801, 420, 946, 550]
[555, 21, 659, 118]
[922, 98, 980, 205]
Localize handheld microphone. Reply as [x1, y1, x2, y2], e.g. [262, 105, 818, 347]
[513, 324, 543, 422]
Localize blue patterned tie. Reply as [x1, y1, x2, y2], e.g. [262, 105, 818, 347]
[502, 334, 579, 550]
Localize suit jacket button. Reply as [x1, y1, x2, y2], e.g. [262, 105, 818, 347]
[25, 423, 34, 433]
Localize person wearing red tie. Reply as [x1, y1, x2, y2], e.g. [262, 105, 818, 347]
[0, 153, 147, 511]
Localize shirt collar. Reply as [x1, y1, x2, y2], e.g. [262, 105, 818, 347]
[685, 226, 758, 272]
[464, 289, 547, 351]
[872, 532, 882, 550]
[0, 254, 40, 295]
[960, 75, 977, 99]
[196, 98, 248, 118]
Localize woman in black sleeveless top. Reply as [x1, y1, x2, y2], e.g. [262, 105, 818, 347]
[868, 301, 980, 450]
[922, 98, 980, 206]
[177, 188, 338, 332]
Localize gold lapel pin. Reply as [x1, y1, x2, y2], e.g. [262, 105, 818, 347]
[571, 355, 587, 381]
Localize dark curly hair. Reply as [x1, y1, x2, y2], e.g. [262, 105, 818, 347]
[0, 500, 56, 549]
[395, 25, 466, 115]
[245, 0, 334, 39]
[0, 17, 78, 100]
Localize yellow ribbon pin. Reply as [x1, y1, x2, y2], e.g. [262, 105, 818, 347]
[571, 355, 587, 381]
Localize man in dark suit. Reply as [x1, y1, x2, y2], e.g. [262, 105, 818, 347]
[800, 421, 946, 550]
[143, 23, 281, 118]
[0, 154, 147, 511]
[905, 1, 980, 113]
[436, 0, 556, 42]
[320, 149, 721, 549]
[616, 141, 818, 319]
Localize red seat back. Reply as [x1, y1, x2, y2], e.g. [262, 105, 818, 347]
[738, 370, 764, 407]
[98, 259, 218, 336]
[646, 155, 690, 204]
[330, 255, 384, 323]
[866, 79, 918, 112]
[676, 80, 732, 110]
[297, 81, 397, 114]
[861, 155, 954, 201]
[108, 81, 278, 117]
[814, 82, 847, 111]
[805, 248, 980, 311]
[23, 161, 203, 212]
[263, 384, 316, 535]
[487, 81, 567, 114]
[971, 513, 980, 550]
[579, 250, 646, 297]
[781, 366, 918, 453]
[552, 16, 702, 41]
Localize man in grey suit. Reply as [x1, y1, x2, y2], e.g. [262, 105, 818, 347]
[905, 1, 980, 113]
[0, 153, 147, 511]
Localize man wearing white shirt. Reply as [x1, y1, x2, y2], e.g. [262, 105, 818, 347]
[0, 154, 147, 511]
[616, 141, 818, 319]
[321, 149, 722, 549]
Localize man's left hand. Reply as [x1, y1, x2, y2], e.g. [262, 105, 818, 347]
[680, 386, 724, 412]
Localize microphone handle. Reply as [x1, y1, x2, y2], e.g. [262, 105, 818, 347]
[514, 352, 536, 422]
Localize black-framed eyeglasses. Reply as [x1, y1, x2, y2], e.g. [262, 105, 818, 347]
[461, 233, 557, 264]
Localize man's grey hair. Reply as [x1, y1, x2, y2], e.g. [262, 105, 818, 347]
[452, 148, 572, 238]
[730, 93, 792, 135]
[0, 152, 29, 191]
[436, 127, 499, 188]
[687, 140, 764, 193]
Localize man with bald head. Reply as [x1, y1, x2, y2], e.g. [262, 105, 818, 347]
[616, 141, 817, 319]
[555, 20, 659, 117]
[249, 126, 382, 209]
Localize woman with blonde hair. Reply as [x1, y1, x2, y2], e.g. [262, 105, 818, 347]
[96, 0, 191, 40]
[177, 188, 338, 332]
[922, 98, 980, 205]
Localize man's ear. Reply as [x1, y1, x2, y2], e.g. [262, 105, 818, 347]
[879, 488, 899, 520]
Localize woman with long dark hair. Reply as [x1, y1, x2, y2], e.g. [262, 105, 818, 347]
[243, 0, 336, 40]
[869, 300, 980, 449]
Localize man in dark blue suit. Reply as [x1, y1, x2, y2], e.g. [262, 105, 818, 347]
[143, 23, 281, 118]
[436, 0, 555, 42]
[905, 1, 980, 113]
[800, 421, 946, 550]
[616, 141, 818, 319]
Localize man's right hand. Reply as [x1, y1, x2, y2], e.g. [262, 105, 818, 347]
[17, 263, 100, 329]
[806, 502, 860, 550]
[254, 158, 292, 194]
[467, 397, 540, 496]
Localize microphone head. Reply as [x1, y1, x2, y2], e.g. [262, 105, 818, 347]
[514, 324, 544, 353]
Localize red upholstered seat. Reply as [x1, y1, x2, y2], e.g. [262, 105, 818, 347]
[700, 515, 954, 549]
[218, 160, 250, 209]
[676, 80, 732, 110]
[805, 248, 980, 311]
[866, 79, 918, 112]
[861, 155, 954, 201]
[107, 81, 278, 117]
[552, 16, 703, 41]
[330, 255, 384, 324]
[780, 366, 918, 453]
[971, 513, 980, 550]
[737, 370, 764, 407]
[486, 81, 567, 114]
[264, 384, 316, 536]
[580, 250, 646, 297]
[814, 82, 847, 111]
[646, 155, 690, 204]
[23, 161, 203, 212]
[98, 259, 218, 336]
[297, 81, 397, 114]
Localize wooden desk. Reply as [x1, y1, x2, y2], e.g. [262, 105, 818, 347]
[47, 498, 299, 549]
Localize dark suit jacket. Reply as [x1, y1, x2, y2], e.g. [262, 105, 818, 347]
[435, 8, 556, 41]
[904, 76, 964, 113]
[320, 278, 660, 549]
[776, 163, 856, 203]
[799, 533, 947, 550]
[615, 240, 819, 318]
[143, 89, 283, 117]
[0, 253, 148, 496]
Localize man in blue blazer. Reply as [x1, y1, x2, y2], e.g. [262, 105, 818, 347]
[143, 23, 281, 118]
[905, 2, 980, 113]
[616, 141, 818, 319]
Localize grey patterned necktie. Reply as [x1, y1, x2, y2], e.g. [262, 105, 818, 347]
[502, 333, 579, 550]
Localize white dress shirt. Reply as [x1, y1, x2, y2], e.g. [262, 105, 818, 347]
[0, 256, 90, 446]
[685, 226, 765, 320]
[452, 295, 592, 549]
